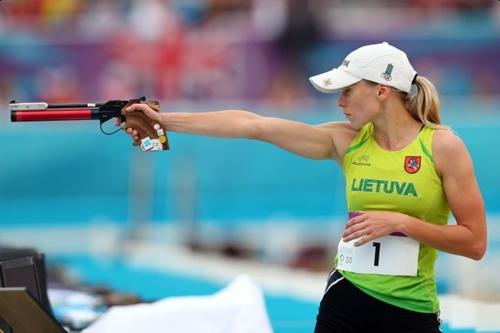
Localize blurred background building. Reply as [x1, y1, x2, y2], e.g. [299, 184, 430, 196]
[1, 1, 499, 332]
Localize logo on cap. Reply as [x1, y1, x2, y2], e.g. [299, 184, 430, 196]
[341, 60, 350, 67]
[381, 63, 394, 81]
[323, 78, 332, 86]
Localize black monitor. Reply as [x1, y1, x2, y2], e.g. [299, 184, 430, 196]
[0, 248, 52, 314]
[0, 256, 42, 303]
[0, 248, 53, 333]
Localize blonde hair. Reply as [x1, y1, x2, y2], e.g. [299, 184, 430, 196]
[403, 75, 443, 128]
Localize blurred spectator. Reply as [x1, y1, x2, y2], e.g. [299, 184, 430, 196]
[411, 0, 493, 10]
[38, 0, 84, 33]
[77, 0, 126, 40]
[128, 0, 181, 41]
[274, 0, 322, 62]
[255, 0, 323, 106]
[200, 0, 251, 27]
[35, 66, 82, 102]
[494, 1, 500, 27]
[251, 0, 287, 41]
[0, 0, 44, 29]
[265, 62, 312, 109]
[99, 61, 143, 100]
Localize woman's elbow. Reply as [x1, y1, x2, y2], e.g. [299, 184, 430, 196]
[467, 241, 487, 261]
[244, 116, 266, 140]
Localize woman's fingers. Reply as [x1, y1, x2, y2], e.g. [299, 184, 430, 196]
[124, 103, 160, 122]
[345, 213, 366, 229]
[124, 103, 145, 113]
[125, 127, 139, 141]
[354, 235, 373, 247]
[343, 222, 369, 241]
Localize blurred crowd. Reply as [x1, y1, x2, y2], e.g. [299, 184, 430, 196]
[1, 0, 496, 35]
[0, 0, 499, 108]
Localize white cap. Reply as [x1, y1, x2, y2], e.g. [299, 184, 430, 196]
[309, 42, 417, 94]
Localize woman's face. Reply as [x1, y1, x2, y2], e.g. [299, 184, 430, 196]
[337, 80, 380, 130]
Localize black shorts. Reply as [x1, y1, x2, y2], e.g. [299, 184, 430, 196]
[314, 270, 442, 333]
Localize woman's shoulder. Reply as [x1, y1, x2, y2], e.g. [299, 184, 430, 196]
[431, 127, 470, 174]
[432, 127, 466, 154]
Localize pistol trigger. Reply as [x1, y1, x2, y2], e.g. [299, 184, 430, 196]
[99, 116, 122, 135]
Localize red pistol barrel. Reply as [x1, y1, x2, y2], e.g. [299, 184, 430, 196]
[10, 102, 100, 122]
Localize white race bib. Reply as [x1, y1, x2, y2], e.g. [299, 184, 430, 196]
[336, 234, 419, 276]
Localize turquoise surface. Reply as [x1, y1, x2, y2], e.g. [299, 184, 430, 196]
[53, 254, 482, 333]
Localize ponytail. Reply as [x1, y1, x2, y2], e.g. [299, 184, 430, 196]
[404, 75, 443, 128]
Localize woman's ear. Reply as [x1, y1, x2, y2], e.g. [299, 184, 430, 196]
[377, 85, 391, 99]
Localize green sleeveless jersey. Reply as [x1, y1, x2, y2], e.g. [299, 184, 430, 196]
[339, 122, 450, 313]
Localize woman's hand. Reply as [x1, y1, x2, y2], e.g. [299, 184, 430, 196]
[342, 211, 408, 246]
[115, 102, 163, 144]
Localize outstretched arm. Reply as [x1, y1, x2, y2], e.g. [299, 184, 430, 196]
[122, 103, 358, 162]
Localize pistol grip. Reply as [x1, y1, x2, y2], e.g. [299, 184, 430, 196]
[123, 101, 169, 151]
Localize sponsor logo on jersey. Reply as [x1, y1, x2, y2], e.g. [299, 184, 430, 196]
[352, 154, 371, 166]
[351, 178, 418, 197]
[404, 156, 421, 174]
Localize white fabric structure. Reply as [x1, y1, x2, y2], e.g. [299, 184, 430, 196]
[82, 275, 273, 333]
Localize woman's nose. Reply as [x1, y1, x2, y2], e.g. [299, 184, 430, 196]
[337, 94, 346, 107]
